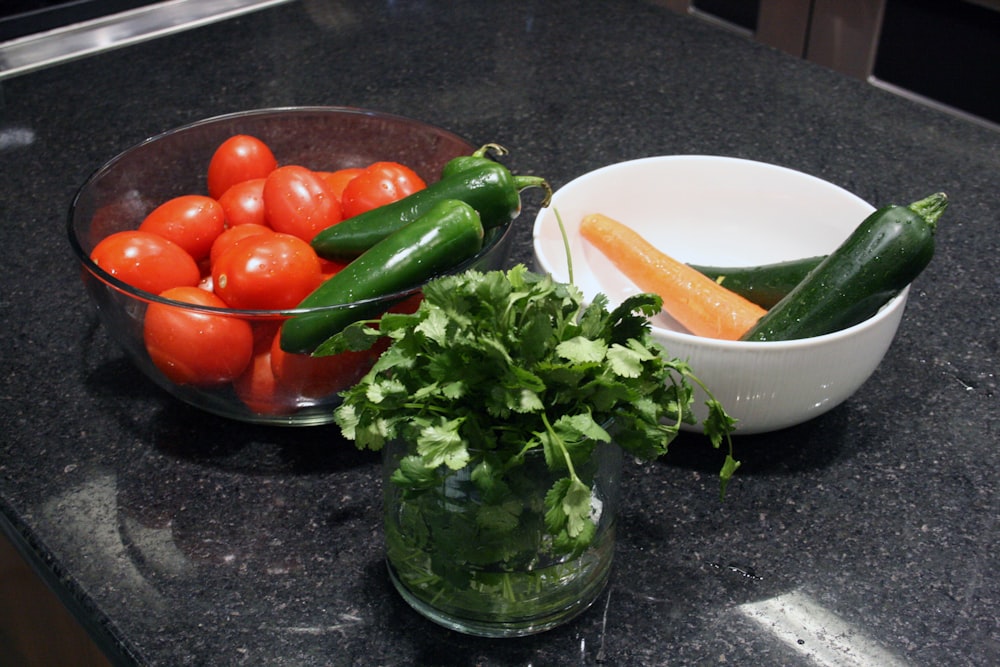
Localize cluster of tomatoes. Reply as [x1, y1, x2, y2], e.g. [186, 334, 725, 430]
[89, 134, 427, 415]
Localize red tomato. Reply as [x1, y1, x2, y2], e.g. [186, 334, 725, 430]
[233, 346, 295, 415]
[143, 286, 254, 386]
[319, 257, 349, 280]
[90, 230, 200, 294]
[263, 165, 342, 242]
[207, 135, 278, 199]
[269, 332, 376, 399]
[317, 167, 363, 201]
[217, 178, 267, 227]
[389, 292, 425, 315]
[212, 233, 322, 310]
[232, 322, 292, 414]
[209, 223, 273, 267]
[138, 195, 226, 261]
[340, 161, 426, 218]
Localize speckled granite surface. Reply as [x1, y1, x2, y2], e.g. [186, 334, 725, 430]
[1, 1, 998, 665]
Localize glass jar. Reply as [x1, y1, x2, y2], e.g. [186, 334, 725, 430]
[382, 436, 623, 637]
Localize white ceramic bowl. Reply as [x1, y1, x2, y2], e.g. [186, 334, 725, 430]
[532, 155, 908, 434]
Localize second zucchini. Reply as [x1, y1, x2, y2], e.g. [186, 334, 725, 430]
[689, 255, 824, 309]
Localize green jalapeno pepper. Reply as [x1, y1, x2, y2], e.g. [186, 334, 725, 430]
[440, 143, 509, 179]
[281, 199, 484, 354]
[311, 159, 549, 261]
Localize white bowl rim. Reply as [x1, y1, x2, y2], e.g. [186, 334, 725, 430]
[532, 154, 909, 352]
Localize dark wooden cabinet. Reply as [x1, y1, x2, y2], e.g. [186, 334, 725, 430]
[657, 0, 1000, 125]
[0, 532, 110, 667]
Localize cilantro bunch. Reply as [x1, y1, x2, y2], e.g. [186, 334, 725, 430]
[327, 264, 738, 558]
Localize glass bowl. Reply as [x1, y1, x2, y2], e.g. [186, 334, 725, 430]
[69, 107, 515, 425]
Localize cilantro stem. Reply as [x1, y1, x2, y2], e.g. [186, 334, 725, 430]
[554, 208, 574, 285]
[502, 574, 516, 602]
[541, 412, 581, 484]
[509, 440, 539, 468]
[679, 368, 741, 499]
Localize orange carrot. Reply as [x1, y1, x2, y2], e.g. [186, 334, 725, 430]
[579, 213, 767, 340]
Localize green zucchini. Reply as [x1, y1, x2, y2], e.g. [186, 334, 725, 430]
[689, 255, 825, 309]
[740, 192, 948, 342]
[280, 199, 484, 354]
[312, 159, 549, 261]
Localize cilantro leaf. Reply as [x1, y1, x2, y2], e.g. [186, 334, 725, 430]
[476, 499, 522, 534]
[416, 417, 469, 470]
[391, 454, 439, 489]
[556, 335, 607, 364]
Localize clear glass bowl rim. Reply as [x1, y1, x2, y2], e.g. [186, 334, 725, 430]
[67, 105, 513, 317]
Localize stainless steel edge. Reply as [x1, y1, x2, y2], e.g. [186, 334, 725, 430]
[0, 0, 295, 80]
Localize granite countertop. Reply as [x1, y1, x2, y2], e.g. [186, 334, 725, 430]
[1, 1, 998, 665]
